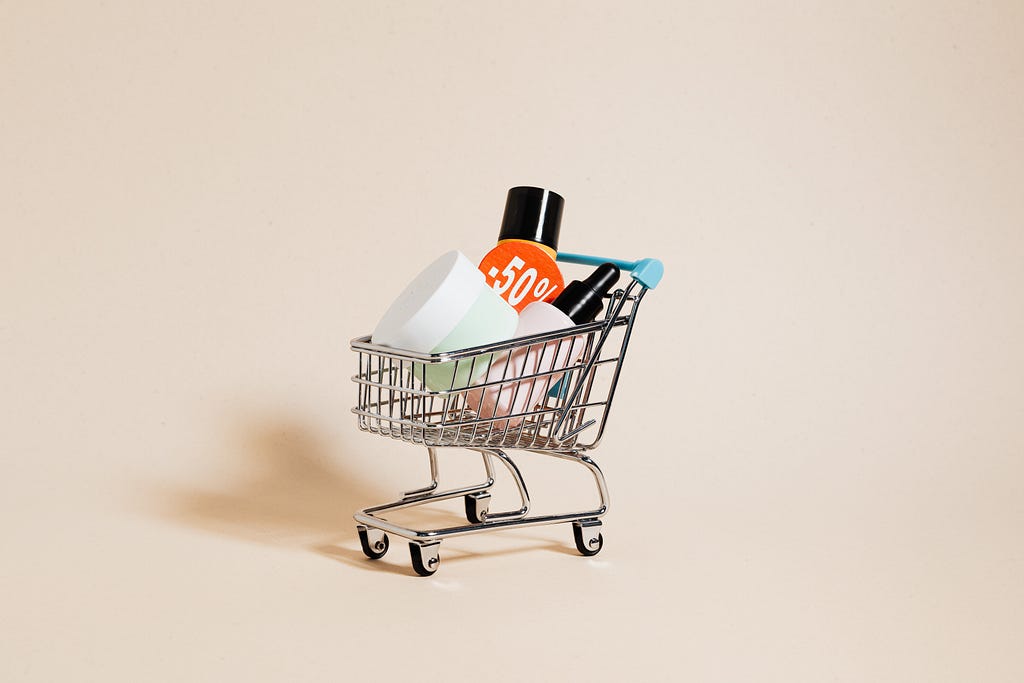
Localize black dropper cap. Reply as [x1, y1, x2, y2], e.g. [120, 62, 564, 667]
[552, 263, 620, 324]
[498, 186, 564, 252]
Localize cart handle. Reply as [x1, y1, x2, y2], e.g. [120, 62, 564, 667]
[556, 252, 664, 290]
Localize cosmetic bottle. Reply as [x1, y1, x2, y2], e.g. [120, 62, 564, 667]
[478, 187, 566, 312]
[466, 263, 620, 428]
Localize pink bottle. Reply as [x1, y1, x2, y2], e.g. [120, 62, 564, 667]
[467, 263, 620, 429]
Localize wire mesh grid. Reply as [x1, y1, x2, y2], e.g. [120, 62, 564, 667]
[351, 288, 642, 452]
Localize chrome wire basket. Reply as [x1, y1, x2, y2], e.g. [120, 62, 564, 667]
[350, 252, 663, 575]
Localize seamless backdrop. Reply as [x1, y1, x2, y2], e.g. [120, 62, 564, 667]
[2, 2, 1023, 681]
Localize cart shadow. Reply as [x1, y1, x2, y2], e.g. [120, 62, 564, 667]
[158, 417, 389, 550]
[158, 416, 584, 573]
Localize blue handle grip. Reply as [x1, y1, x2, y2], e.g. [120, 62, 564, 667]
[556, 252, 664, 289]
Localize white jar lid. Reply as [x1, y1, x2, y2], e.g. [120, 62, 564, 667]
[371, 250, 486, 353]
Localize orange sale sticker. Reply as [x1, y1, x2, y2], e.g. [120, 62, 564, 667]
[478, 241, 564, 312]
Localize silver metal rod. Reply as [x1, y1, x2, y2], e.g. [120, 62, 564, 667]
[354, 507, 607, 542]
[355, 449, 608, 541]
[476, 449, 530, 520]
[365, 449, 494, 515]
[401, 447, 440, 498]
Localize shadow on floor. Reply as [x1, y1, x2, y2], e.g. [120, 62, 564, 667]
[158, 416, 580, 575]
[159, 417, 386, 549]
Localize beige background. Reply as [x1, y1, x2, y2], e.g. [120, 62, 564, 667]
[2, 1, 1023, 681]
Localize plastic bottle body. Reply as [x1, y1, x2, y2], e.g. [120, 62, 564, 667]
[416, 285, 518, 391]
[478, 186, 565, 312]
[466, 302, 585, 429]
[369, 250, 519, 392]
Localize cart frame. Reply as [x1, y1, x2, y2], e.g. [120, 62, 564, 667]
[349, 252, 663, 575]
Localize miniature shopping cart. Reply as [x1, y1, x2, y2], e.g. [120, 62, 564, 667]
[350, 252, 663, 575]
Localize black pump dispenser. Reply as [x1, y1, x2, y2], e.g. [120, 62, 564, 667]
[552, 263, 621, 324]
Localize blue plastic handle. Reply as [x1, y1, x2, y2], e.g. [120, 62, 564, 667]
[546, 252, 663, 400]
[556, 252, 664, 289]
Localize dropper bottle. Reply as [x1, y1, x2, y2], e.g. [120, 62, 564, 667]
[467, 263, 620, 428]
[544, 262, 620, 326]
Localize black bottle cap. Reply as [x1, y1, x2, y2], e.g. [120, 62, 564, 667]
[498, 186, 563, 252]
[552, 263, 620, 324]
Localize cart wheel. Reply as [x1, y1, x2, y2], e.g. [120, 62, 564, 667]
[464, 491, 491, 524]
[409, 542, 440, 577]
[357, 526, 389, 560]
[572, 521, 604, 557]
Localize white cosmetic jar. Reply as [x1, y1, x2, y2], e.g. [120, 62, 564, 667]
[371, 250, 488, 353]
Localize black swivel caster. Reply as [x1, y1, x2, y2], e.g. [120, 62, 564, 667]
[357, 526, 389, 560]
[572, 520, 603, 556]
[409, 542, 441, 576]
[464, 491, 491, 524]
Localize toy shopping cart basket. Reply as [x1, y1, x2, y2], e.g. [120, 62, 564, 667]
[350, 252, 663, 575]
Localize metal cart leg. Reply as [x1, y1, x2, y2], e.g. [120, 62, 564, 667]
[358, 448, 530, 523]
[367, 447, 496, 513]
[400, 447, 441, 498]
[353, 448, 610, 574]
[474, 449, 530, 521]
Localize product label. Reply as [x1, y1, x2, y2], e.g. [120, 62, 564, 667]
[478, 242, 564, 312]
